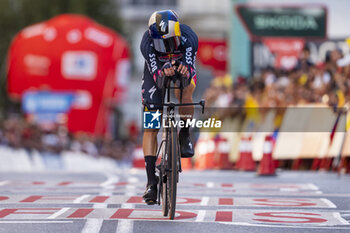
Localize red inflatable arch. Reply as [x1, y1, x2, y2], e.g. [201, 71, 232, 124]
[7, 14, 130, 135]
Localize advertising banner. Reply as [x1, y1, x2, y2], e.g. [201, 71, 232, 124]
[251, 39, 349, 72]
[7, 14, 130, 135]
[262, 38, 305, 70]
[22, 91, 75, 114]
[198, 39, 228, 75]
[236, 5, 327, 39]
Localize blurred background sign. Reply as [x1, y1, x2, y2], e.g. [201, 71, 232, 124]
[22, 91, 74, 114]
[7, 14, 130, 136]
[198, 39, 228, 76]
[22, 91, 75, 129]
[236, 4, 327, 39]
[262, 37, 305, 70]
[252, 38, 349, 72]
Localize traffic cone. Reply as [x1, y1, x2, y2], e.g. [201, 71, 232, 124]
[310, 158, 321, 170]
[338, 157, 350, 174]
[236, 136, 256, 171]
[215, 136, 232, 170]
[132, 146, 145, 168]
[257, 135, 276, 176]
[319, 158, 333, 171]
[194, 139, 205, 169]
[194, 138, 216, 170]
[235, 136, 245, 170]
[181, 158, 192, 170]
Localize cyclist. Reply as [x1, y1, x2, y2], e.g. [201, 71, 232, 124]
[140, 10, 198, 204]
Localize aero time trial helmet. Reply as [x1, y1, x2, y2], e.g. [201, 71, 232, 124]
[148, 10, 181, 53]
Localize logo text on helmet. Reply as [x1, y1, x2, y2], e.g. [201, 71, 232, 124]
[159, 20, 167, 32]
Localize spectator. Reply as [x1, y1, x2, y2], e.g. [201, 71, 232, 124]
[201, 47, 350, 133]
[296, 45, 314, 72]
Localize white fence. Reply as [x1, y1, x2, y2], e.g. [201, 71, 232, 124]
[0, 145, 124, 172]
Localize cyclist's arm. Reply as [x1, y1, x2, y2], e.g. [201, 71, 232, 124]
[140, 31, 164, 81]
[180, 24, 198, 81]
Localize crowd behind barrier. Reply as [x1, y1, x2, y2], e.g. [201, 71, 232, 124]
[194, 46, 350, 171]
[0, 116, 136, 171]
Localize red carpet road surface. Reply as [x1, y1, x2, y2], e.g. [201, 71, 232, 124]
[0, 170, 349, 233]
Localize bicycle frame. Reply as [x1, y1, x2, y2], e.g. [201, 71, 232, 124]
[144, 69, 205, 219]
[153, 72, 205, 168]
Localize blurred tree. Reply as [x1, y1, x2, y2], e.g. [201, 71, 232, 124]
[0, 0, 124, 113]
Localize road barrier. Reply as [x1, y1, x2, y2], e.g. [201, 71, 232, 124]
[3, 103, 350, 173]
[0, 145, 122, 172]
[190, 104, 350, 173]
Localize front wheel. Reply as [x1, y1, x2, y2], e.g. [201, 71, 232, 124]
[161, 174, 168, 216]
[168, 126, 178, 220]
[161, 132, 169, 217]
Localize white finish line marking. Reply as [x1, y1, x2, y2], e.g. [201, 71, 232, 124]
[220, 221, 350, 230]
[93, 204, 108, 208]
[280, 188, 299, 192]
[200, 197, 209, 206]
[0, 195, 336, 208]
[307, 184, 319, 190]
[196, 210, 206, 222]
[94, 173, 119, 208]
[81, 219, 104, 233]
[100, 174, 120, 188]
[82, 174, 114, 233]
[116, 219, 134, 233]
[121, 203, 135, 209]
[206, 182, 214, 188]
[47, 208, 70, 219]
[333, 212, 350, 225]
[0, 221, 73, 224]
[124, 177, 137, 204]
[128, 177, 139, 183]
[125, 185, 137, 196]
[320, 198, 337, 208]
[0, 181, 9, 186]
[73, 195, 90, 204]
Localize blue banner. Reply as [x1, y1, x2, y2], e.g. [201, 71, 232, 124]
[22, 91, 75, 114]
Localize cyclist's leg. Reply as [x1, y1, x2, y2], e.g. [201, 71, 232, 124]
[143, 129, 158, 158]
[142, 69, 163, 188]
[174, 80, 196, 157]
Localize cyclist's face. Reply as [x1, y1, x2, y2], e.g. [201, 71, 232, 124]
[153, 37, 180, 53]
